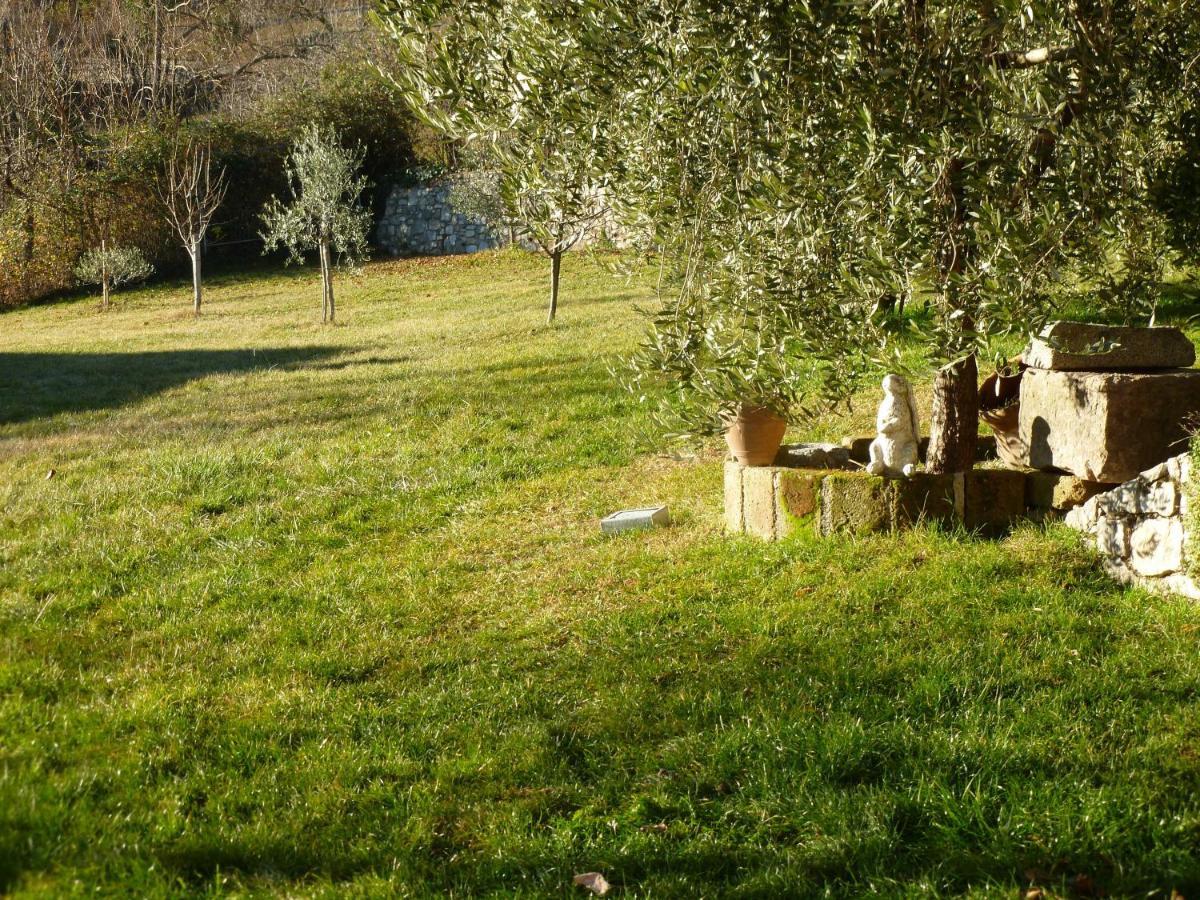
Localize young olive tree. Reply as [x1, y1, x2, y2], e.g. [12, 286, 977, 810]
[470, 0, 1199, 468]
[158, 142, 228, 316]
[379, 1, 611, 324]
[260, 125, 370, 324]
[74, 245, 153, 310]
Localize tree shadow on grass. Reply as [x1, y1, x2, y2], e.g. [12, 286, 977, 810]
[0, 347, 342, 426]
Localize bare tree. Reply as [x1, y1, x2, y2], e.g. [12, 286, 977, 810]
[158, 142, 228, 315]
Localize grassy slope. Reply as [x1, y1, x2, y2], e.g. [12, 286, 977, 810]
[2, 252, 1200, 898]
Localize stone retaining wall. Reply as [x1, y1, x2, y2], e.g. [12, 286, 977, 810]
[1063, 453, 1199, 599]
[725, 463, 1031, 541]
[728, 441, 1115, 542]
[375, 181, 638, 258]
[376, 183, 504, 257]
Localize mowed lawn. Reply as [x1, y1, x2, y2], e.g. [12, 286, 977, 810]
[3, 251, 1200, 898]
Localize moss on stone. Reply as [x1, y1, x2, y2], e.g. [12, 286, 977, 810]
[820, 472, 893, 535]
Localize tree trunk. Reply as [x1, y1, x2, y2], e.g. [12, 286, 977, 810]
[320, 242, 335, 324]
[926, 354, 979, 474]
[927, 154, 979, 471]
[101, 236, 110, 312]
[547, 249, 561, 324]
[319, 242, 328, 323]
[190, 243, 202, 316]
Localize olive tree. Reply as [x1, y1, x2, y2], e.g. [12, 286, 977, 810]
[379, 1, 611, 324]
[260, 124, 370, 324]
[446, 0, 1198, 467]
[74, 245, 153, 311]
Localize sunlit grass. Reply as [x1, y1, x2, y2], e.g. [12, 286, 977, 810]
[2, 250, 1200, 897]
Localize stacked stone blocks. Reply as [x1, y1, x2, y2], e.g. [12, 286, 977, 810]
[725, 462, 1029, 541]
[1064, 453, 1199, 599]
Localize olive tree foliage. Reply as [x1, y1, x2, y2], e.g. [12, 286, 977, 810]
[260, 125, 371, 324]
[611, 0, 1200, 466]
[73, 245, 153, 311]
[446, 144, 520, 246]
[377, 0, 612, 324]
[381, 1, 1200, 465]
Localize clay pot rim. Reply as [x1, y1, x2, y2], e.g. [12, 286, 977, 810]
[720, 402, 789, 424]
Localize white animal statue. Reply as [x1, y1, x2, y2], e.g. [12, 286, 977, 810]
[866, 374, 920, 478]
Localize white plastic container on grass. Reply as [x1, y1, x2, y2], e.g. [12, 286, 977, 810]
[600, 506, 670, 534]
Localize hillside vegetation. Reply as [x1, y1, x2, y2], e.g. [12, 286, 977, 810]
[3, 253, 1200, 897]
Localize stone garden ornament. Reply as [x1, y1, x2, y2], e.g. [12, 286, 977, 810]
[866, 374, 920, 478]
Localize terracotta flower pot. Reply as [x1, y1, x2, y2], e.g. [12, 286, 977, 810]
[723, 404, 787, 466]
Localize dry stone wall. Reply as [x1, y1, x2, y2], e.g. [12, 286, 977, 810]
[376, 183, 503, 257]
[1064, 452, 1199, 599]
[375, 181, 638, 258]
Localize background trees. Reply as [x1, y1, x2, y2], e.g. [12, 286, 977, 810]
[73, 245, 154, 311]
[0, 1, 429, 310]
[260, 125, 371, 324]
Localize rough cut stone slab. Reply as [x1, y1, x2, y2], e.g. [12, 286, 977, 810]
[775, 443, 852, 469]
[777, 470, 821, 520]
[724, 462, 744, 533]
[1097, 516, 1129, 558]
[1130, 517, 1184, 577]
[1024, 322, 1195, 371]
[820, 474, 893, 535]
[892, 473, 959, 529]
[776, 470, 823, 538]
[963, 470, 1028, 535]
[742, 467, 778, 540]
[1020, 368, 1200, 483]
[1138, 478, 1179, 517]
[1025, 471, 1113, 512]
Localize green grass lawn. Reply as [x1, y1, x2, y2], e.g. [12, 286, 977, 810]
[3, 251, 1200, 898]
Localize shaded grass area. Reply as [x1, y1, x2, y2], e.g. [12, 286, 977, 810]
[3, 251, 1200, 897]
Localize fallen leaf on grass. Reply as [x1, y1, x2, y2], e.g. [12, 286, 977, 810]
[639, 823, 668, 833]
[573, 872, 611, 896]
[45, 469, 56, 480]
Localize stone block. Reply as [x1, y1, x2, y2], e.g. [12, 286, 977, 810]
[776, 443, 852, 469]
[820, 473, 893, 535]
[1130, 517, 1184, 577]
[776, 470, 824, 537]
[1025, 471, 1113, 512]
[1138, 478, 1179, 517]
[742, 467, 778, 540]
[963, 469, 1027, 535]
[1024, 321, 1195, 370]
[842, 434, 995, 464]
[1096, 478, 1143, 518]
[1159, 573, 1200, 601]
[723, 462, 744, 533]
[892, 473, 959, 528]
[1064, 495, 1100, 532]
[1097, 515, 1129, 558]
[1020, 368, 1200, 483]
[777, 470, 821, 519]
